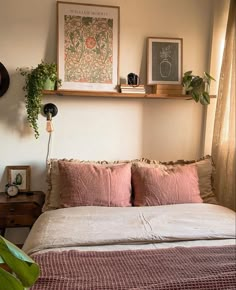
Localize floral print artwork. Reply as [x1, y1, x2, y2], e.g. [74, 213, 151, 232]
[64, 15, 113, 84]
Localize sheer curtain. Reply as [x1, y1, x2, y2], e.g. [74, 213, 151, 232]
[212, 0, 235, 210]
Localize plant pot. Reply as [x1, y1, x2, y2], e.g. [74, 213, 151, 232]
[44, 78, 55, 90]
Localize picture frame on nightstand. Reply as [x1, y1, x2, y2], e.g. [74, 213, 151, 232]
[7, 166, 31, 192]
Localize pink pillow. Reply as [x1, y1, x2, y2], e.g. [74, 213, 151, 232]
[58, 161, 132, 207]
[132, 165, 202, 206]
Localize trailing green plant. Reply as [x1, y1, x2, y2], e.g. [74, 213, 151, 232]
[182, 71, 216, 105]
[18, 61, 61, 138]
[0, 235, 39, 290]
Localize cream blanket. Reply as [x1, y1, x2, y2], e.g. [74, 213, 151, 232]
[23, 203, 236, 255]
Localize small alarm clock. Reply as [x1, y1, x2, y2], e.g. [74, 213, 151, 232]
[5, 184, 19, 197]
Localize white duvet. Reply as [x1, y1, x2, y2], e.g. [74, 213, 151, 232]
[23, 203, 236, 255]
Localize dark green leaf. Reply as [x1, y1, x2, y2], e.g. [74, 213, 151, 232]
[191, 91, 199, 102]
[204, 72, 216, 81]
[191, 76, 203, 88]
[200, 92, 210, 105]
[183, 71, 192, 76]
[185, 86, 193, 91]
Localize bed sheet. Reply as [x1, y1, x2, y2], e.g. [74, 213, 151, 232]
[23, 203, 236, 255]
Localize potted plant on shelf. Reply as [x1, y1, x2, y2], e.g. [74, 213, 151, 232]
[0, 235, 39, 290]
[182, 71, 216, 105]
[18, 61, 61, 138]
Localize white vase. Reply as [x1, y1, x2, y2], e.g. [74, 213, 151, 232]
[160, 59, 171, 78]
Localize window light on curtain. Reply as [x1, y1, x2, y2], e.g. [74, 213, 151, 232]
[212, 0, 235, 211]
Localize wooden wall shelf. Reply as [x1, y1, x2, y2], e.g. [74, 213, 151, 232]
[43, 90, 216, 100]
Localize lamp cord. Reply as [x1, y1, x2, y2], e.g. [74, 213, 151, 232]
[46, 131, 52, 165]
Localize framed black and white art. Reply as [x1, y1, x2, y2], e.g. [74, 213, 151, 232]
[147, 37, 183, 85]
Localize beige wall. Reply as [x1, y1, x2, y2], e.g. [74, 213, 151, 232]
[0, 0, 216, 194]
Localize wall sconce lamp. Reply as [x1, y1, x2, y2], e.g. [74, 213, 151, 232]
[43, 103, 58, 133]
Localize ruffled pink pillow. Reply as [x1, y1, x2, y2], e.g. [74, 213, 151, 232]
[58, 161, 132, 207]
[132, 164, 202, 206]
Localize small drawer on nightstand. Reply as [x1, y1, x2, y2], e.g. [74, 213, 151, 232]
[0, 203, 40, 216]
[1, 215, 37, 227]
[0, 191, 44, 235]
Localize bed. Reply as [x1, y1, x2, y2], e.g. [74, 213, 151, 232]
[23, 156, 236, 289]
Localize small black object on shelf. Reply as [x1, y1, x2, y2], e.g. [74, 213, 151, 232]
[127, 73, 139, 86]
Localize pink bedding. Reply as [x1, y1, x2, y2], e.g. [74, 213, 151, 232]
[31, 245, 236, 290]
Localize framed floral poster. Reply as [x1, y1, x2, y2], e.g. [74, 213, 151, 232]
[57, 2, 120, 92]
[147, 37, 183, 85]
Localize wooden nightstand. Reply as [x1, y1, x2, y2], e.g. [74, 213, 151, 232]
[0, 191, 45, 237]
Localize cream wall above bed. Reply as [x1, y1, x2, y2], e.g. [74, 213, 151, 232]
[0, 0, 218, 193]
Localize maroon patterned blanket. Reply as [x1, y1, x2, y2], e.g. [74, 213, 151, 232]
[31, 245, 236, 290]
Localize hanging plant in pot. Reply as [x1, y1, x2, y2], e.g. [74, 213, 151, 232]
[18, 61, 61, 138]
[182, 71, 216, 105]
